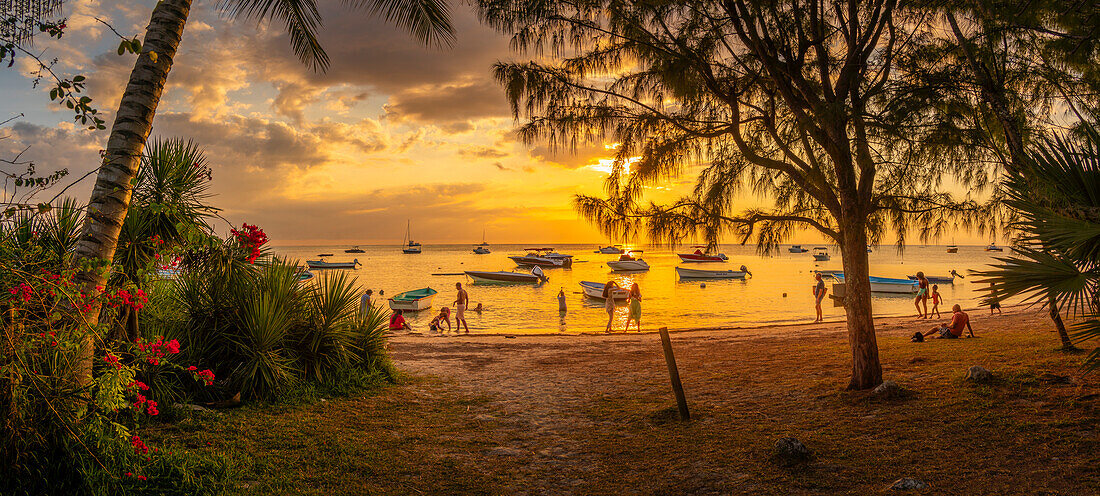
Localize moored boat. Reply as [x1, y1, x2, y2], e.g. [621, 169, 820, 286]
[985, 242, 1003, 252]
[947, 245, 958, 253]
[509, 248, 572, 268]
[579, 281, 630, 300]
[812, 247, 831, 261]
[788, 245, 809, 253]
[676, 265, 750, 279]
[465, 266, 547, 284]
[296, 267, 315, 282]
[677, 246, 728, 263]
[907, 270, 961, 284]
[306, 259, 360, 269]
[317, 253, 334, 257]
[402, 220, 422, 254]
[388, 287, 437, 311]
[833, 274, 918, 294]
[473, 246, 491, 254]
[345, 246, 365, 253]
[606, 252, 650, 271]
[814, 269, 844, 279]
[596, 245, 624, 254]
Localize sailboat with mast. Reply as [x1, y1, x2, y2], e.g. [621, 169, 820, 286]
[473, 229, 490, 254]
[401, 220, 422, 254]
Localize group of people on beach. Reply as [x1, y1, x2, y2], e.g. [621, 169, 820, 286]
[812, 271, 979, 341]
[381, 282, 481, 334]
[599, 281, 643, 333]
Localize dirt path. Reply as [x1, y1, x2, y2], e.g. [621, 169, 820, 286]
[388, 307, 1099, 494]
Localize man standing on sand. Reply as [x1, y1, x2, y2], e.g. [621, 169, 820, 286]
[813, 273, 827, 322]
[453, 282, 470, 333]
[923, 304, 975, 339]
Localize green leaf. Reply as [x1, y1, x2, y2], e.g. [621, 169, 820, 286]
[118, 41, 126, 56]
[73, 75, 85, 82]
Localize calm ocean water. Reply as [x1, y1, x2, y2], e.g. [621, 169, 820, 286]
[272, 243, 1005, 334]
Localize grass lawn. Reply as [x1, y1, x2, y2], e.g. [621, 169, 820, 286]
[148, 309, 1099, 494]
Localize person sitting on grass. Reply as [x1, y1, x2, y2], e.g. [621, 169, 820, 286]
[429, 307, 451, 332]
[389, 309, 412, 331]
[922, 304, 974, 340]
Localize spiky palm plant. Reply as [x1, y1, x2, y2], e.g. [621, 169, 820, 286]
[295, 271, 360, 383]
[353, 301, 396, 382]
[974, 123, 1100, 364]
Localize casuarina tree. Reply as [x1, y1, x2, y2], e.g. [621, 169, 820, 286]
[478, 0, 999, 389]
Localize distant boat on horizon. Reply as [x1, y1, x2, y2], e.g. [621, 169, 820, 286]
[402, 220, 422, 254]
[345, 245, 365, 253]
[985, 242, 1003, 252]
[788, 245, 809, 253]
[478, 229, 490, 247]
[812, 247, 830, 261]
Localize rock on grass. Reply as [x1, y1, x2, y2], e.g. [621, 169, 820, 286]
[887, 477, 929, 490]
[772, 437, 813, 467]
[965, 366, 992, 383]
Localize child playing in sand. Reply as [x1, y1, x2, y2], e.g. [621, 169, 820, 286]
[930, 285, 942, 318]
[429, 307, 451, 333]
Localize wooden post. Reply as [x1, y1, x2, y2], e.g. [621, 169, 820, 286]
[658, 327, 690, 421]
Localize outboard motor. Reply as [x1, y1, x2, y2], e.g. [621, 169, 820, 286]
[532, 265, 547, 282]
[740, 264, 752, 277]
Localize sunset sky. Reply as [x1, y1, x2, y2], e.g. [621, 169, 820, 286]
[0, 0, 987, 247]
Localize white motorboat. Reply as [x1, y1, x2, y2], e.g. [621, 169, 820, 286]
[465, 266, 547, 284]
[788, 245, 809, 253]
[812, 247, 830, 261]
[387, 287, 437, 311]
[814, 269, 844, 279]
[306, 258, 360, 269]
[606, 252, 650, 271]
[984, 242, 1003, 252]
[596, 245, 624, 254]
[676, 265, 750, 279]
[832, 274, 918, 294]
[473, 246, 491, 254]
[579, 281, 630, 300]
[509, 248, 572, 268]
[402, 220, 422, 254]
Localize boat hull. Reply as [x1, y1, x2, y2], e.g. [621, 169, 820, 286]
[464, 271, 543, 283]
[579, 281, 629, 300]
[509, 256, 565, 268]
[306, 260, 358, 269]
[388, 288, 437, 311]
[812, 254, 831, 261]
[676, 253, 727, 263]
[403, 248, 422, 254]
[832, 276, 918, 294]
[907, 275, 955, 284]
[606, 260, 650, 271]
[676, 267, 747, 279]
[788, 245, 809, 253]
[473, 247, 490, 254]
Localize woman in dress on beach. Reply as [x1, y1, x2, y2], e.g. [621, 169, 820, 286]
[626, 283, 642, 332]
[914, 272, 930, 319]
[603, 281, 619, 333]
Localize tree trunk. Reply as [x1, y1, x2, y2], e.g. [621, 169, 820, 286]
[839, 224, 883, 390]
[71, 0, 192, 388]
[1048, 295, 1074, 349]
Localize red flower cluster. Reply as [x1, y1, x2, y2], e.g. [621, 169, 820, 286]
[104, 353, 123, 370]
[137, 337, 179, 365]
[131, 434, 149, 455]
[107, 288, 149, 311]
[132, 393, 159, 416]
[231, 223, 268, 263]
[150, 234, 164, 246]
[7, 283, 32, 303]
[187, 366, 215, 386]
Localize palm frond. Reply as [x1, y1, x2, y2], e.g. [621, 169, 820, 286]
[347, 0, 456, 48]
[219, 0, 330, 71]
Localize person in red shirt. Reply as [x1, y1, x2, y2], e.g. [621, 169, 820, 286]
[389, 309, 412, 331]
[923, 304, 974, 339]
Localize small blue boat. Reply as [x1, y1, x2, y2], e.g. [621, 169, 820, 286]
[388, 287, 437, 311]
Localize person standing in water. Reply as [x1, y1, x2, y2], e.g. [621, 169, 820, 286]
[360, 289, 373, 316]
[914, 272, 930, 319]
[453, 282, 470, 333]
[813, 273, 827, 322]
[626, 283, 642, 332]
[557, 288, 567, 312]
[602, 281, 620, 333]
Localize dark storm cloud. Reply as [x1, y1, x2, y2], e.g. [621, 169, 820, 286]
[0, 121, 105, 201]
[384, 80, 512, 126]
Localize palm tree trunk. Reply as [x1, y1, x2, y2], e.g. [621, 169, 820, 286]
[1048, 295, 1075, 350]
[72, 0, 192, 388]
